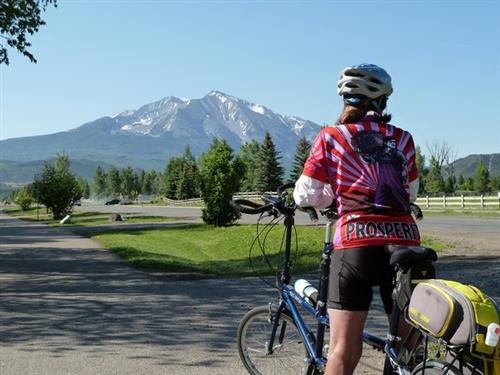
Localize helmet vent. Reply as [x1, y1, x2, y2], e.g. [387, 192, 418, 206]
[345, 70, 364, 78]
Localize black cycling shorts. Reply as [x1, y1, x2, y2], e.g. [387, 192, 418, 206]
[328, 246, 395, 314]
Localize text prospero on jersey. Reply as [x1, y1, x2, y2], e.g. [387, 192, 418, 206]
[345, 221, 420, 241]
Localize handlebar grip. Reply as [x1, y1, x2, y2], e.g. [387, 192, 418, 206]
[230, 199, 273, 215]
[299, 206, 318, 223]
[410, 203, 423, 221]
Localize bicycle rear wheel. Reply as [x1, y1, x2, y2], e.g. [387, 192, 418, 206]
[237, 305, 310, 375]
[411, 360, 463, 374]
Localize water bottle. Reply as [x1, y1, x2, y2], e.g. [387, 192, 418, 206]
[485, 323, 500, 347]
[294, 279, 319, 307]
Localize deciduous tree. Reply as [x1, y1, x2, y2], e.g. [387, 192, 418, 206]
[0, 0, 57, 65]
[32, 153, 80, 219]
[14, 187, 34, 211]
[425, 157, 445, 193]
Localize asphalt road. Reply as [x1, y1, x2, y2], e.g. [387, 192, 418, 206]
[0, 213, 390, 374]
[77, 204, 500, 234]
[0, 209, 498, 374]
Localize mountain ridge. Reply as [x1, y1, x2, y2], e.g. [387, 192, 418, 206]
[0, 90, 321, 170]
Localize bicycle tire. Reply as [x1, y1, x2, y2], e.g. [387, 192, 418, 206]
[411, 360, 463, 375]
[237, 305, 310, 375]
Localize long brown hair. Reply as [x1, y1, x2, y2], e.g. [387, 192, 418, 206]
[335, 97, 392, 125]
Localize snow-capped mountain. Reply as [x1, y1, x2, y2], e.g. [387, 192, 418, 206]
[0, 91, 321, 170]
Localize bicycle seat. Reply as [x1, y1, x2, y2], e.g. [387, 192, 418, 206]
[385, 244, 438, 266]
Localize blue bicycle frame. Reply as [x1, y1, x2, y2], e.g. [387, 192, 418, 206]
[264, 208, 391, 374]
[265, 211, 334, 370]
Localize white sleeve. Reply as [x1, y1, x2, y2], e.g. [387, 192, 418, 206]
[409, 178, 419, 202]
[293, 175, 334, 209]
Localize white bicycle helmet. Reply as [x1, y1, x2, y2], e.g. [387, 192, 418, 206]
[337, 64, 393, 99]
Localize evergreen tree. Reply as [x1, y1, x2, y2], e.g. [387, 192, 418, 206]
[142, 170, 158, 196]
[199, 139, 242, 227]
[490, 176, 500, 191]
[255, 132, 284, 192]
[176, 165, 198, 200]
[92, 165, 107, 196]
[465, 177, 474, 191]
[76, 176, 90, 199]
[237, 140, 260, 192]
[121, 166, 139, 199]
[161, 147, 200, 200]
[474, 160, 490, 193]
[456, 175, 465, 190]
[106, 167, 122, 197]
[425, 157, 445, 193]
[444, 175, 455, 194]
[32, 153, 80, 219]
[152, 171, 162, 196]
[415, 145, 427, 194]
[161, 157, 183, 199]
[138, 170, 146, 195]
[289, 136, 311, 182]
[177, 146, 199, 199]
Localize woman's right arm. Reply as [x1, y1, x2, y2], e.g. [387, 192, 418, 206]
[293, 129, 335, 209]
[293, 175, 334, 208]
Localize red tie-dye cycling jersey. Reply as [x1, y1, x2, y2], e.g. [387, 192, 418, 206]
[302, 116, 420, 249]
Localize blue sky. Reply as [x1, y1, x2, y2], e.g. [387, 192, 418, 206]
[1, 0, 499, 159]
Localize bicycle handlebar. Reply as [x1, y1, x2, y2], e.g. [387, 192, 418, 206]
[230, 184, 319, 223]
[230, 199, 273, 215]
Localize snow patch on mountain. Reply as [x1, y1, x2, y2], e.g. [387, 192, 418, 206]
[105, 90, 320, 151]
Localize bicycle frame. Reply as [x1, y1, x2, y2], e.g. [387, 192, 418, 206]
[239, 194, 432, 375]
[263, 212, 418, 375]
[265, 211, 334, 370]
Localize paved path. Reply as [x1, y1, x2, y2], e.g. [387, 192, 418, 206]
[0, 212, 498, 374]
[77, 204, 500, 232]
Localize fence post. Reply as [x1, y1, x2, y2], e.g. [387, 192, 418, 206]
[443, 194, 447, 209]
[480, 194, 484, 209]
[461, 195, 465, 209]
[498, 192, 500, 208]
[426, 195, 430, 208]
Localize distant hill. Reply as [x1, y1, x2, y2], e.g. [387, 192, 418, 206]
[0, 159, 114, 185]
[451, 153, 500, 177]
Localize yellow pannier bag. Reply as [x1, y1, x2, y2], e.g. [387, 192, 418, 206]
[408, 279, 499, 374]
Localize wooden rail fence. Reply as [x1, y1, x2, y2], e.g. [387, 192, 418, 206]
[161, 192, 500, 210]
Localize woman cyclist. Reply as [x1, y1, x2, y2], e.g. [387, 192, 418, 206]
[293, 64, 420, 375]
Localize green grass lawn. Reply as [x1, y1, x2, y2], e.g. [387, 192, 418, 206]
[91, 224, 453, 276]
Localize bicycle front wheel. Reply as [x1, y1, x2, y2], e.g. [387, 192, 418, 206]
[411, 360, 463, 375]
[237, 305, 310, 375]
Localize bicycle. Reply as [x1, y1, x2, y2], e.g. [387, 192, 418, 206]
[232, 183, 498, 375]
